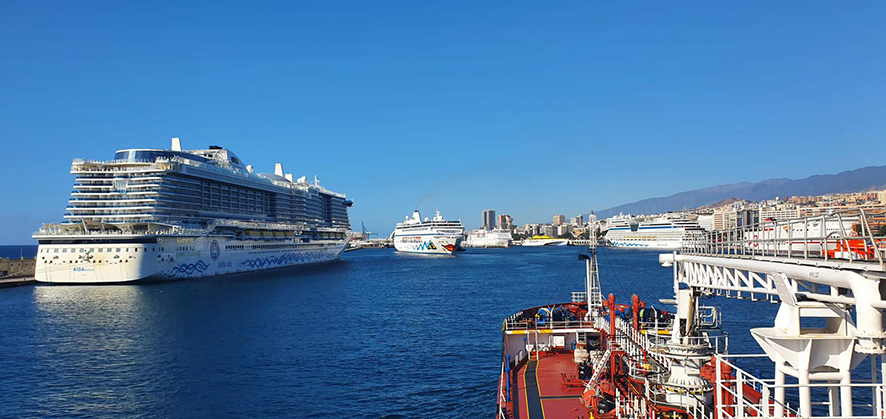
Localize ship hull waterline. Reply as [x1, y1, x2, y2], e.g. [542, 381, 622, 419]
[35, 236, 349, 284]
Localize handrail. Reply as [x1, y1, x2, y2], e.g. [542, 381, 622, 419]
[497, 361, 508, 419]
[71, 156, 348, 198]
[712, 354, 886, 419]
[682, 208, 886, 270]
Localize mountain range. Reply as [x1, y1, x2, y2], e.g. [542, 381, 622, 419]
[595, 165, 886, 219]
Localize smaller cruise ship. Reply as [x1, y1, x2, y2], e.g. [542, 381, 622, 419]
[392, 210, 464, 255]
[604, 213, 702, 249]
[464, 229, 512, 248]
[521, 236, 569, 247]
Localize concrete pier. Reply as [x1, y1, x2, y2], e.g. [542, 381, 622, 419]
[0, 257, 37, 288]
[0, 276, 36, 288]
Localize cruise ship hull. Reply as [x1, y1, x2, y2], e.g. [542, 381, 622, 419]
[463, 239, 510, 248]
[606, 238, 682, 250]
[393, 235, 461, 255]
[521, 239, 568, 247]
[35, 236, 348, 283]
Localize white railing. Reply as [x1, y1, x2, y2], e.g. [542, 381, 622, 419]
[503, 317, 600, 331]
[34, 219, 348, 238]
[498, 361, 509, 419]
[713, 355, 886, 419]
[682, 208, 886, 270]
[72, 156, 349, 198]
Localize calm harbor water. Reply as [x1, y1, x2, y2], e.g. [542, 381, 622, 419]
[0, 246, 775, 418]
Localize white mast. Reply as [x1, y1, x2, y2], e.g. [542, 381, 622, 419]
[585, 226, 603, 314]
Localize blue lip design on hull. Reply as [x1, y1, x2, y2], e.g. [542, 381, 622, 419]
[168, 260, 210, 277]
[238, 249, 338, 269]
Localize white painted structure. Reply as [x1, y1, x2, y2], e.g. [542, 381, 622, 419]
[464, 229, 512, 248]
[392, 210, 463, 255]
[605, 213, 703, 249]
[33, 138, 352, 283]
[660, 208, 886, 418]
[521, 237, 569, 247]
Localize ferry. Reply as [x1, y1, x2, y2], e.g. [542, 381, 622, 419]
[464, 229, 512, 248]
[33, 138, 352, 283]
[521, 235, 569, 247]
[604, 213, 702, 249]
[497, 208, 886, 419]
[391, 210, 464, 255]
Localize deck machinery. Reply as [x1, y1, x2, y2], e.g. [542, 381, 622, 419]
[498, 208, 886, 418]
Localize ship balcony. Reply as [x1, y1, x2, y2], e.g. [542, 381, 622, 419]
[68, 198, 158, 205]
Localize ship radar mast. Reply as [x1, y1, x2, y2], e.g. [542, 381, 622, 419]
[580, 226, 603, 317]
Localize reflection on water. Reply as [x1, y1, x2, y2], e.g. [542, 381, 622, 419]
[29, 285, 168, 417]
[1, 248, 779, 417]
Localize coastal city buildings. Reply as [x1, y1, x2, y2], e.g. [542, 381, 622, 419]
[504, 188, 883, 246]
[602, 188, 886, 235]
[497, 214, 513, 231]
[482, 209, 496, 230]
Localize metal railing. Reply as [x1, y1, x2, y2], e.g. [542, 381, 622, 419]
[682, 208, 886, 270]
[71, 156, 348, 198]
[497, 361, 509, 419]
[502, 317, 601, 332]
[713, 354, 885, 419]
[34, 218, 346, 238]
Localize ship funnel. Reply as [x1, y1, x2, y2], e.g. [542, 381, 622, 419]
[246, 165, 254, 173]
[274, 163, 284, 177]
[171, 137, 182, 151]
[284, 173, 293, 182]
[412, 210, 421, 221]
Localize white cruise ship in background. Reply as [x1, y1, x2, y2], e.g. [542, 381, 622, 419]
[392, 210, 464, 254]
[464, 229, 512, 248]
[33, 138, 352, 283]
[604, 213, 701, 250]
[521, 236, 569, 246]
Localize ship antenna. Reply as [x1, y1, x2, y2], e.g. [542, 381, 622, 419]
[585, 227, 603, 315]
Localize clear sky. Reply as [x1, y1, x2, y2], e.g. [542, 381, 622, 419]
[1, 1, 885, 243]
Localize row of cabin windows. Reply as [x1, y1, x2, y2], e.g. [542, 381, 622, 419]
[42, 247, 166, 253]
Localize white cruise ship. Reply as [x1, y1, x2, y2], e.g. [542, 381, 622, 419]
[604, 214, 701, 250]
[464, 229, 512, 248]
[33, 138, 352, 283]
[392, 210, 464, 254]
[521, 236, 569, 247]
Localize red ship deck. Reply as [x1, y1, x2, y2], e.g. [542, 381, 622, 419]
[513, 352, 588, 419]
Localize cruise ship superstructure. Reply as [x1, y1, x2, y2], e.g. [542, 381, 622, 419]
[33, 138, 353, 283]
[604, 213, 702, 249]
[392, 210, 463, 255]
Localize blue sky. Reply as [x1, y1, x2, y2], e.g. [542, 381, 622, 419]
[1, 1, 885, 242]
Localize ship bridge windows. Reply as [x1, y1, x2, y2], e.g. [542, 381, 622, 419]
[115, 150, 212, 164]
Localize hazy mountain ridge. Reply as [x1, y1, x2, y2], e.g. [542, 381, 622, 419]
[596, 166, 886, 218]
